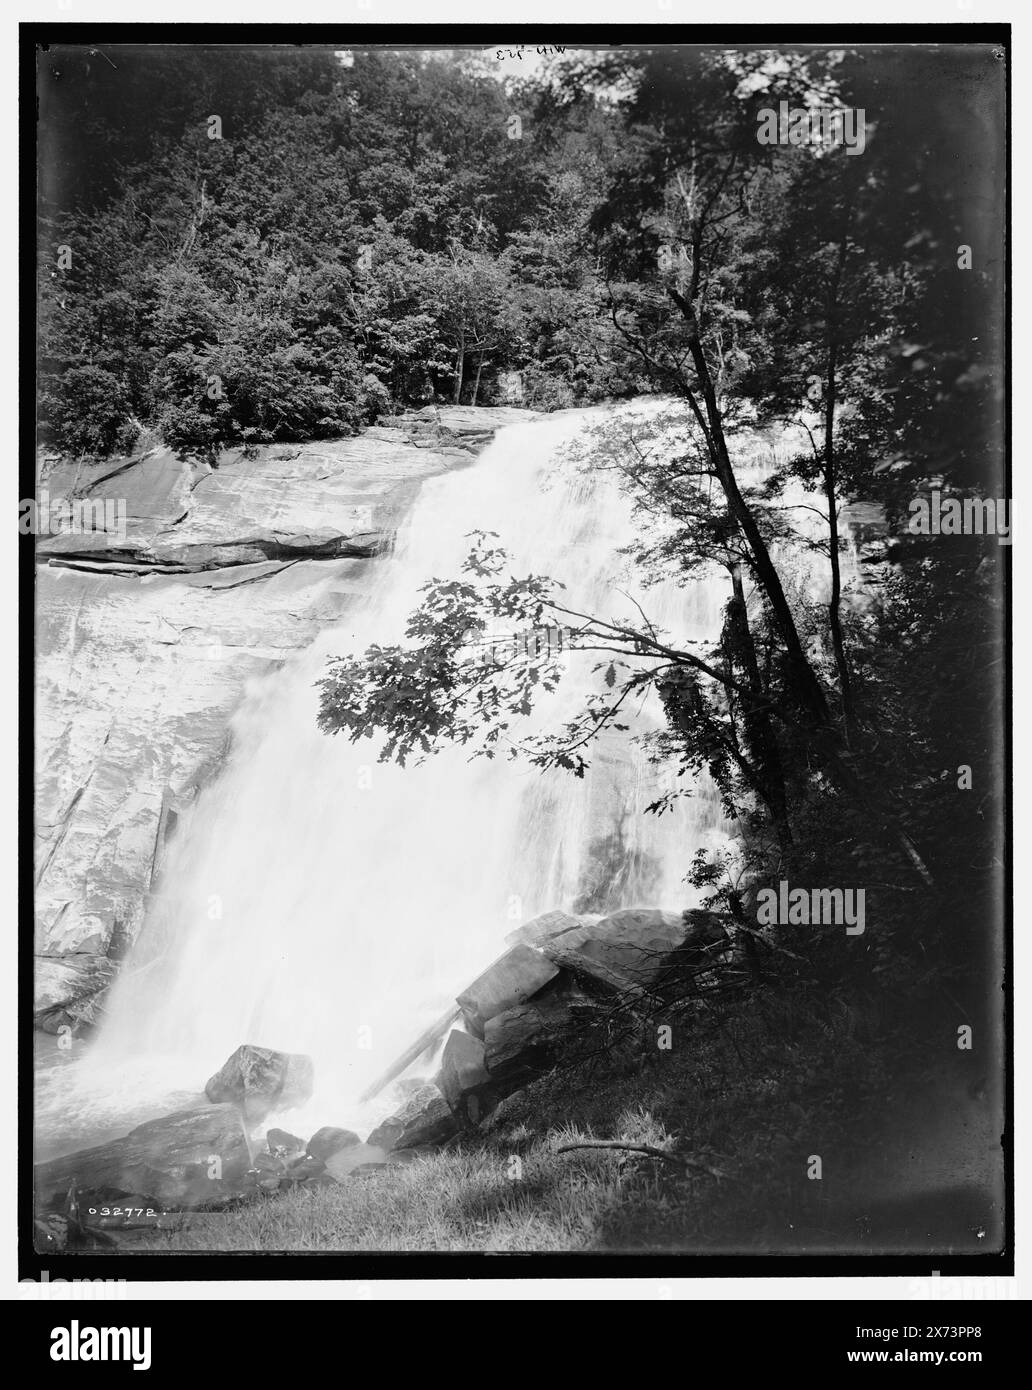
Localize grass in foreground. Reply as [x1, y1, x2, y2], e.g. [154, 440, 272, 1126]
[119, 978, 990, 1254]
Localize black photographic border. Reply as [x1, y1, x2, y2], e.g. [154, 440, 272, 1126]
[19, 19, 1013, 1287]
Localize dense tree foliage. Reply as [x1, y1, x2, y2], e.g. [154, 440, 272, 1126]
[40, 44, 1006, 1017]
[313, 46, 1005, 1014]
[38, 46, 637, 459]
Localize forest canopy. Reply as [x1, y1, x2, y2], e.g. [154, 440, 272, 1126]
[39, 44, 646, 458]
[303, 43, 1003, 995]
[38, 45, 1006, 973]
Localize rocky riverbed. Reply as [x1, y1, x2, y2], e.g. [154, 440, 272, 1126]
[34, 905, 731, 1247]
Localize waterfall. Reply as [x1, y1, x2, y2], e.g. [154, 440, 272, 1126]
[36, 404, 736, 1154]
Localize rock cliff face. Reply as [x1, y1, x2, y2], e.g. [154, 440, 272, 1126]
[34, 408, 536, 1030]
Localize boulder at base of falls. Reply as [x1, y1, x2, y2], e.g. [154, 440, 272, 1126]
[251, 1152, 285, 1193]
[306, 1127, 361, 1161]
[366, 1082, 458, 1153]
[456, 943, 560, 1037]
[483, 980, 605, 1086]
[254, 1152, 285, 1176]
[436, 1029, 507, 1127]
[34, 1215, 69, 1251]
[266, 1127, 305, 1159]
[537, 907, 726, 1000]
[282, 1154, 329, 1187]
[34, 1104, 252, 1214]
[204, 1044, 314, 1119]
[504, 909, 589, 949]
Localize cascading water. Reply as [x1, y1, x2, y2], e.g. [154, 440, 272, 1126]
[35, 404, 752, 1157]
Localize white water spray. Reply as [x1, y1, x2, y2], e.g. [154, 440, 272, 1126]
[38, 405, 740, 1153]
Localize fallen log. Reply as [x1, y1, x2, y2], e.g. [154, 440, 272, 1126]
[357, 1003, 462, 1104]
[556, 1140, 726, 1180]
[358, 943, 519, 1104]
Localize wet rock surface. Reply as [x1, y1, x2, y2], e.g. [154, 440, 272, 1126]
[537, 907, 726, 999]
[366, 1082, 459, 1153]
[481, 980, 604, 1086]
[266, 1127, 305, 1159]
[306, 1126, 361, 1161]
[34, 1103, 252, 1215]
[33, 898, 727, 1243]
[34, 410, 536, 1023]
[363, 909, 714, 1147]
[456, 943, 561, 1037]
[437, 1029, 501, 1127]
[204, 1045, 314, 1119]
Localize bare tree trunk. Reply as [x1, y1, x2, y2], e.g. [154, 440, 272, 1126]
[727, 563, 793, 854]
[453, 330, 465, 405]
[668, 290, 932, 884]
[671, 286, 832, 736]
[471, 352, 485, 406]
[823, 233, 857, 745]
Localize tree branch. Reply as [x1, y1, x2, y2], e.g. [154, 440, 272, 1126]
[556, 1140, 726, 1180]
